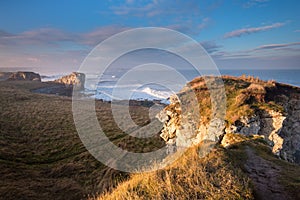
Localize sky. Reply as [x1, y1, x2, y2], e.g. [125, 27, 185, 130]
[0, 0, 299, 75]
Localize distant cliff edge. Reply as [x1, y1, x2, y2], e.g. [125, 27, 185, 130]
[30, 72, 86, 96]
[54, 72, 85, 91]
[0, 71, 41, 82]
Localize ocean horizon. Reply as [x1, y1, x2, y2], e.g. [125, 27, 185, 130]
[42, 69, 300, 101]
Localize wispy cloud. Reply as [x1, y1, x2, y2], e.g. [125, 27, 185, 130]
[294, 30, 300, 33]
[0, 26, 130, 47]
[200, 40, 222, 53]
[80, 26, 129, 46]
[110, 0, 219, 34]
[111, 0, 204, 17]
[213, 41, 300, 61]
[224, 22, 285, 39]
[166, 18, 211, 35]
[0, 26, 130, 73]
[253, 42, 300, 50]
[243, 0, 270, 8]
[0, 30, 14, 37]
[0, 28, 77, 47]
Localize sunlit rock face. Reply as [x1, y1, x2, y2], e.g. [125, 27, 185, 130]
[7, 71, 41, 82]
[157, 75, 300, 165]
[157, 97, 225, 154]
[157, 77, 226, 154]
[54, 72, 85, 90]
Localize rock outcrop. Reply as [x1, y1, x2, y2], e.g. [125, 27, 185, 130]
[225, 110, 285, 156]
[260, 110, 286, 155]
[280, 96, 300, 163]
[157, 77, 226, 154]
[54, 72, 85, 90]
[7, 71, 41, 81]
[157, 95, 226, 154]
[157, 76, 300, 164]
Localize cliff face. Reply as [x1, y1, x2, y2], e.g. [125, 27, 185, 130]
[157, 76, 300, 164]
[280, 97, 300, 163]
[7, 71, 41, 81]
[54, 72, 85, 90]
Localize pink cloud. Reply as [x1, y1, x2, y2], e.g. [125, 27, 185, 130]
[224, 23, 285, 39]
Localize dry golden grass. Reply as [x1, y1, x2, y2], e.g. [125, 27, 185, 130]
[184, 76, 285, 125]
[94, 142, 254, 200]
[95, 133, 300, 200]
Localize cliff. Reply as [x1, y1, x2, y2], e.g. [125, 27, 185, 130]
[157, 75, 300, 165]
[54, 72, 85, 90]
[6, 71, 41, 81]
[1, 77, 298, 200]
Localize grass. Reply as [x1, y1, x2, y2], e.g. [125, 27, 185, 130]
[178, 75, 284, 125]
[94, 141, 254, 200]
[0, 81, 164, 200]
[93, 74, 300, 200]
[1, 76, 299, 200]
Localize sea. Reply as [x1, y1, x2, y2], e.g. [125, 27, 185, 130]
[42, 69, 300, 102]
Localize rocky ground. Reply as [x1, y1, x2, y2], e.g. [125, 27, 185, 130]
[244, 146, 288, 200]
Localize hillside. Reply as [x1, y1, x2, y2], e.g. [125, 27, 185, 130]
[0, 81, 164, 200]
[0, 75, 300, 200]
[95, 75, 300, 200]
[96, 136, 300, 200]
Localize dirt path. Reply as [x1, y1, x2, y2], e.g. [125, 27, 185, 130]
[244, 146, 290, 200]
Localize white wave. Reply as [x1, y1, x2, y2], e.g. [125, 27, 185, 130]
[140, 87, 173, 99]
[41, 74, 63, 82]
[97, 83, 142, 89]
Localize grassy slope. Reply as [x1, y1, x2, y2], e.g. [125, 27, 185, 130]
[1, 77, 299, 200]
[95, 76, 300, 200]
[0, 81, 164, 200]
[95, 142, 254, 200]
[95, 135, 300, 200]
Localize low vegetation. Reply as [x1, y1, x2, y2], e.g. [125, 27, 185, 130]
[179, 75, 283, 125]
[0, 81, 164, 200]
[95, 141, 254, 200]
[95, 134, 300, 200]
[1, 75, 299, 200]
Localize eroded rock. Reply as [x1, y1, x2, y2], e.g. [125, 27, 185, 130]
[54, 72, 85, 90]
[280, 97, 300, 164]
[157, 76, 300, 165]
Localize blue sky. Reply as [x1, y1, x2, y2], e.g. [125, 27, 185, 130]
[0, 0, 299, 74]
